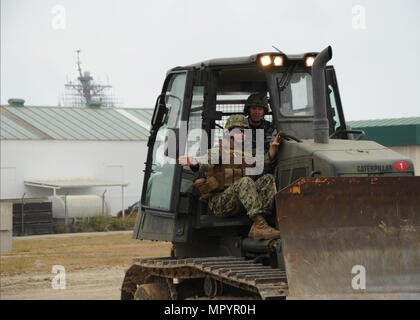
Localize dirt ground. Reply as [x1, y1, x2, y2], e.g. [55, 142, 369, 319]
[1, 266, 128, 300]
[0, 231, 172, 300]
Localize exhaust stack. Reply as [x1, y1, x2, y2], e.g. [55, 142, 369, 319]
[312, 46, 333, 144]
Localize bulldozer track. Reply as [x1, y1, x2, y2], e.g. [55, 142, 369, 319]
[132, 256, 288, 300]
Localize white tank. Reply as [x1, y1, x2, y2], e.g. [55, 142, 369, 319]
[49, 195, 110, 219]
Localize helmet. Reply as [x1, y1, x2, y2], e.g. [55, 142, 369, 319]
[225, 114, 250, 131]
[244, 93, 269, 116]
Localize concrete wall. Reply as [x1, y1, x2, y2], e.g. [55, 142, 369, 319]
[0, 140, 148, 215]
[390, 145, 420, 176]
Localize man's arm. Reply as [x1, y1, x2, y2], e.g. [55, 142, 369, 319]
[179, 155, 199, 172]
[263, 120, 277, 153]
[179, 151, 217, 173]
[268, 133, 283, 161]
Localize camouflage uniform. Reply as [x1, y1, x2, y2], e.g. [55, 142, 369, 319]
[193, 114, 276, 219]
[208, 174, 275, 219]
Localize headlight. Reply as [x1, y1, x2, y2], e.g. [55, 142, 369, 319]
[260, 55, 272, 67]
[305, 56, 315, 67]
[273, 56, 284, 66]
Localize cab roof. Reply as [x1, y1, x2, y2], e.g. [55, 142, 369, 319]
[183, 51, 319, 69]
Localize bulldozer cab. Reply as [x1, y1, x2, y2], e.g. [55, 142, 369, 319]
[133, 51, 346, 246]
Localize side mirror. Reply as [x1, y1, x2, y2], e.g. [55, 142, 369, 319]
[151, 94, 167, 131]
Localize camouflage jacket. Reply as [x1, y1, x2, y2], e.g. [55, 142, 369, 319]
[195, 139, 274, 176]
[192, 139, 275, 200]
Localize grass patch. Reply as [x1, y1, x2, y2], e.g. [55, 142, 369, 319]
[53, 216, 135, 234]
[0, 233, 172, 275]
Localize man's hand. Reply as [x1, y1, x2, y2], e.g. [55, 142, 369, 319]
[268, 133, 284, 160]
[271, 132, 284, 147]
[178, 155, 198, 167]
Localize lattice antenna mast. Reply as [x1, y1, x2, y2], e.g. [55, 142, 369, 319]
[76, 50, 95, 104]
[76, 49, 83, 78]
[63, 50, 119, 107]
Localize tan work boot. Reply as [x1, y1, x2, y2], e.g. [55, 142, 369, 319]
[248, 215, 281, 240]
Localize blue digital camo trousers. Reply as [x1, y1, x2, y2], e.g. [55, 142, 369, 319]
[207, 174, 275, 219]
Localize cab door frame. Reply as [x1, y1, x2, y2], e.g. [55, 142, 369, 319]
[134, 68, 193, 241]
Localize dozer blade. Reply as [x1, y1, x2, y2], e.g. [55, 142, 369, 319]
[275, 177, 420, 299]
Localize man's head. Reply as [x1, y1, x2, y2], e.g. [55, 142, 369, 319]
[244, 93, 269, 125]
[225, 114, 250, 143]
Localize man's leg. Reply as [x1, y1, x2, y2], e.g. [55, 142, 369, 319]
[208, 177, 264, 218]
[254, 174, 275, 213]
[208, 188, 242, 218]
[208, 176, 280, 240]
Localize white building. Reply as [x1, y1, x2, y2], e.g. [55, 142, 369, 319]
[0, 101, 153, 216]
[2, 101, 418, 219]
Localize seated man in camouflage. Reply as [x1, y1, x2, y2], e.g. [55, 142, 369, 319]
[179, 114, 282, 240]
[244, 93, 276, 154]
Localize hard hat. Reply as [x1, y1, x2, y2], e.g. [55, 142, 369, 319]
[244, 93, 269, 116]
[225, 114, 250, 131]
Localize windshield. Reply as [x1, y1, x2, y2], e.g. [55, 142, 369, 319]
[277, 72, 314, 117]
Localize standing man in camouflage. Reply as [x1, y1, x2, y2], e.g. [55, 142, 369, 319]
[179, 115, 282, 240]
[244, 93, 276, 154]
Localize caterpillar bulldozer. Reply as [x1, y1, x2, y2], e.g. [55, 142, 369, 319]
[121, 46, 420, 300]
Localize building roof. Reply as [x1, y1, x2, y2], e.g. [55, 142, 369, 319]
[348, 117, 420, 147]
[24, 178, 128, 189]
[348, 117, 420, 128]
[3, 104, 418, 146]
[0, 105, 153, 141]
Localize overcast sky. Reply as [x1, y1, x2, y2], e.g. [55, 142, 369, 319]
[1, 0, 419, 120]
